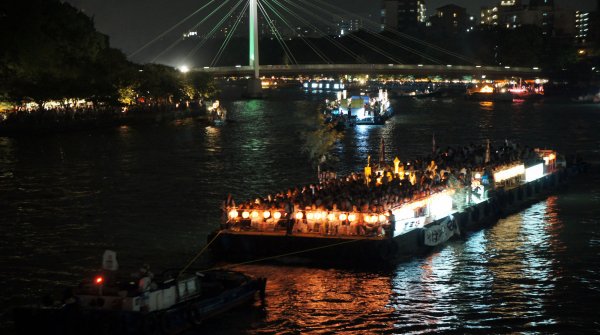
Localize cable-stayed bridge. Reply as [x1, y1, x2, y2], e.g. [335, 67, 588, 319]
[129, 0, 544, 80]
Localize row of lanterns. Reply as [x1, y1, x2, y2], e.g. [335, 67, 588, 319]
[229, 209, 389, 224]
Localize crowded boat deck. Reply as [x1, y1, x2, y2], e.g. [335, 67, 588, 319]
[221, 139, 561, 240]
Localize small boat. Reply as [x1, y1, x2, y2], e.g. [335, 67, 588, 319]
[13, 251, 266, 335]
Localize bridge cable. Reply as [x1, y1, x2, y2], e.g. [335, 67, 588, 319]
[257, 0, 298, 65]
[297, 0, 442, 64]
[262, 0, 331, 64]
[283, 0, 403, 64]
[314, 0, 475, 63]
[184, 0, 246, 63]
[150, 0, 234, 63]
[271, 0, 363, 63]
[210, 1, 249, 67]
[128, 0, 219, 59]
[313, 0, 477, 64]
[269, 0, 363, 63]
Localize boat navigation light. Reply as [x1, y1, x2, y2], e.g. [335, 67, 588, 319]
[295, 212, 303, 220]
[273, 212, 282, 220]
[229, 210, 239, 218]
[339, 213, 347, 221]
[251, 211, 259, 219]
[348, 213, 356, 222]
[242, 211, 250, 219]
[263, 211, 271, 219]
[95, 276, 104, 285]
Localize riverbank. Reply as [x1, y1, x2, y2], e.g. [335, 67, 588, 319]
[0, 103, 206, 137]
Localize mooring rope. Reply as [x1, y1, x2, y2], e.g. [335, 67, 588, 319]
[178, 230, 223, 277]
[202, 234, 375, 272]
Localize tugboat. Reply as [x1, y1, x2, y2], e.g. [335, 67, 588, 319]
[324, 89, 393, 127]
[13, 251, 266, 335]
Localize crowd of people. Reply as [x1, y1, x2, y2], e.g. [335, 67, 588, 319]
[0, 102, 203, 134]
[223, 140, 544, 236]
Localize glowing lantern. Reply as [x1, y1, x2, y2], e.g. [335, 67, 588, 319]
[273, 212, 282, 220]
[348, 213, 356, 222]
[229, 210, 238, 218]
[95, 276, 104, 285]
[242, 211, 250, 219]
[314, 212, 322, 220]
[480, 85, 494, 93]
[263, 211, 271, 219]
[295, 212, 303, 220]
[327, 213, 336, 221]
[339, 213, 347, 221]
[306, 212, 314, 220]
[379, 214, 386, 222]
[251, 211, 259, 219]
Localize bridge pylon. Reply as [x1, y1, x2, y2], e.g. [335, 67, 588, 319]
[246, 0, 263, 98]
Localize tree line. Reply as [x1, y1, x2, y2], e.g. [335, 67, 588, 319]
[0, 0, 215, 109]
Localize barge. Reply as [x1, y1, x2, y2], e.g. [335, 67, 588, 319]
[209, 143, 578, 266]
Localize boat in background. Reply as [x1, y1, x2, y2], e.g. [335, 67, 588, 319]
[324, 89, 393, 128]
[13, 251, 266, 335]
[466, 82, 544, 102]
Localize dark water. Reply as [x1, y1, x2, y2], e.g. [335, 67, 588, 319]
[1, 93, 600, 333]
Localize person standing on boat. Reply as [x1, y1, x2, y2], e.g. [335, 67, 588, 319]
[386, 209, 396, 238]
[284, 199, 294, 235]
[465, 168, 473, 205]
[221, 194, 235, 229]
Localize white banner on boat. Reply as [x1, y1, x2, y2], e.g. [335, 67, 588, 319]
[102, 250, 119, 271]
[423, 215, 458, 246]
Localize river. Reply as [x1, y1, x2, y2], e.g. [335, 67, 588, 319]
[1, 91, 599, 333]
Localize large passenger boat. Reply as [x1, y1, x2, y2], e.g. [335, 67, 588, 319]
[209, 140, 579, 266]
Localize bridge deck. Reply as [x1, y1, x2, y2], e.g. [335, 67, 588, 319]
[194, 64, 543, 78]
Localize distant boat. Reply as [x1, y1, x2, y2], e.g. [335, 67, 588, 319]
[324, 89, 393, 127]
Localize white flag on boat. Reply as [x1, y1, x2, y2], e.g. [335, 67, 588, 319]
[102, 250, 119, 271]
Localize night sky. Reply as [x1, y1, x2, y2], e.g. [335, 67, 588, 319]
[65, 0, 597, 58]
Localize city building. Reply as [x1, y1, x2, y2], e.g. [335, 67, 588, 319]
[381, 0, 426, 32]
[480, 6, 499, 26]
[528, 0, 555, 35]
[430, 4, 468, 33]
[333, 15, 363, 36]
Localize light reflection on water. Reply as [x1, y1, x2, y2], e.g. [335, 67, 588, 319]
[1, 96, 600, 333]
